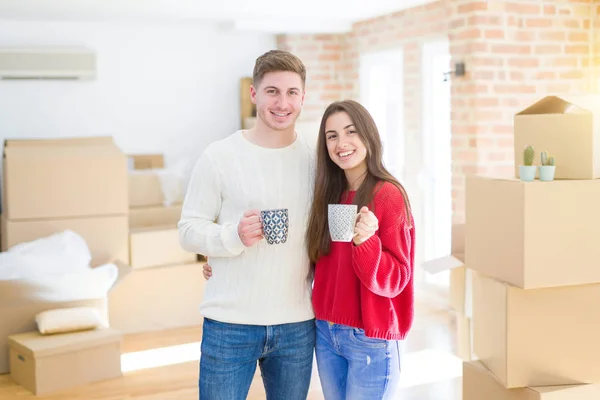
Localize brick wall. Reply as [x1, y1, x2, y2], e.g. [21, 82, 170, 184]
[277, 0, 599, 226]
[449, 0, 597, 223]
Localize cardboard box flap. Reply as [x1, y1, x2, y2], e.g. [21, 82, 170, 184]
[5, 136, 115, 149]
[422, 255, 464, 274]
[422, 223, 465, 273]
[8, 327, 121, 358]
[516, 95, 599, 116]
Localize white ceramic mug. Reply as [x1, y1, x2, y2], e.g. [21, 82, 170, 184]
[328, 204, 359, 242]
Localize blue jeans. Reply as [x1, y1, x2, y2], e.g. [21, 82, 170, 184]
[199, 317, 316, 400]
[315, 319, 402, 400]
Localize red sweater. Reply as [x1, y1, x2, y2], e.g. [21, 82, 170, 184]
[312, 182, 415, 340]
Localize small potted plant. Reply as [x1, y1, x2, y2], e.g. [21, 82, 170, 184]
[519, 145, 537, 182]
[539, 150, 556, 181]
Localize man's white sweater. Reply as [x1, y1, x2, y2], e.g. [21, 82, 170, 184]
[178, 130, 315, 325]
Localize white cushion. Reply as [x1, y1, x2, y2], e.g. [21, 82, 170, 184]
[36, 307, 105, 335]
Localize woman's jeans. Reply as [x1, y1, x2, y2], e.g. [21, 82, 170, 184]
[199, 317, 316, 400]
[315, 319, 402, 400]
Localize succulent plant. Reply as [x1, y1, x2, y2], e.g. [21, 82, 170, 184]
[548, 156, 555, 166]
[523, 145, 534, 166]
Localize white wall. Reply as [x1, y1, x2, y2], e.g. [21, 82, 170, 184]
[0, 20, 276, 166]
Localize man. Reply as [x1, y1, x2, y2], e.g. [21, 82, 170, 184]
[178, 50, 316, 400]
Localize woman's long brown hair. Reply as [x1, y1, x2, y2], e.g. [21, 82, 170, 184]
[306, 100, 412, 265]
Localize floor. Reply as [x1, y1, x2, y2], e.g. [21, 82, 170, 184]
[0, 283, 463, 399]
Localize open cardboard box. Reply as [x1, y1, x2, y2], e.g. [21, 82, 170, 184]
[514, 95, 600, 180]
[0, 260, 131, 374]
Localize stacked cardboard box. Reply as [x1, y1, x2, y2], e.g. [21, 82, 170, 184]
[462, 95, 600, 398]
[0, 136, 129, 266]
[0, 137, 129, 375]
[108, 154, 205, 334]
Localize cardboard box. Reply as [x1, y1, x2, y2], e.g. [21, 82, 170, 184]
[1, 215, 129, 267]
[514, 95, 600, 180]
[129, 204, 182, 228]
[456, 313, 474, 362]
[466, 175, 600, 289]
[463, 360, 600, 400]
[129, 225, 196, 269]
[108, 262, 206, 334]
[422, 224, 472, 315]
[0, 262, 131, 374]
[8, 328, 122, 395]
[2, 136, 128, 220]
[129, 154, 164, 170]
[128, 171, 165, 207]
[473, 274, 600, 388]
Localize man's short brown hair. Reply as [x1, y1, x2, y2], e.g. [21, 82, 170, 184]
[253, 50, 306, 89]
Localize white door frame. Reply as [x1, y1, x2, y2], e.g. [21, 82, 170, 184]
[420, 38, 452, 286]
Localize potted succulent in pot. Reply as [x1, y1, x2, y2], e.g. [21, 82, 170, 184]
[519, 145, 537, 182]
[539, 150, 556, 181]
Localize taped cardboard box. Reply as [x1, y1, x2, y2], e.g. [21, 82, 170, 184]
[0, 262, 131, 374]
[8, 328, 122, 396]
[2, 136, 128, 220]
[473, 274, 600, 388]
[466, 175, 600, 289]
[463, 360, 600, 400]
[1, 215, 129, 267]
[514, 95, 600, 180]
[108, 262, 205, 334]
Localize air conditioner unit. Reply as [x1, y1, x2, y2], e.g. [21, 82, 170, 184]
[0, 48, 96, 80]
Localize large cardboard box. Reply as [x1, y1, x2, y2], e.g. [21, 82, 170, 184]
[8, 328, 122, 395]
[422, 224, 472, 315]
[0, 262, 131, 374]
[108, 262, 206, 334]
[1, 215, 129, 267]
[466, 175, 600, 289]
[463, 360, 600, 400]
[2, 136, 128, 220]
[473, 274, 600, 388]
[129, 225, 196, 269]
[514, 95, 600, 180]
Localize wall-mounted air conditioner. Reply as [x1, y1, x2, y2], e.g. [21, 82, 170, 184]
[0, 48, 96, 80]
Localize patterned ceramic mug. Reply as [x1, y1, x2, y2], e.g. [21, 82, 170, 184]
[260, 209, 289, 245]
[328, 204, 359, 242]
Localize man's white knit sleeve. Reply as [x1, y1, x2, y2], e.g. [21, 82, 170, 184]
[177, 150, 246, 257]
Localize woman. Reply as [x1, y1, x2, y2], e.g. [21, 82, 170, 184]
[306, 99, 414, 399]
[203, 99, 415, 399]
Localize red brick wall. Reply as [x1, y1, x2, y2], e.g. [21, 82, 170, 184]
[277, 0, 598, 225]
[449, 0, 597, 223]
[276, 34, 348, 123]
